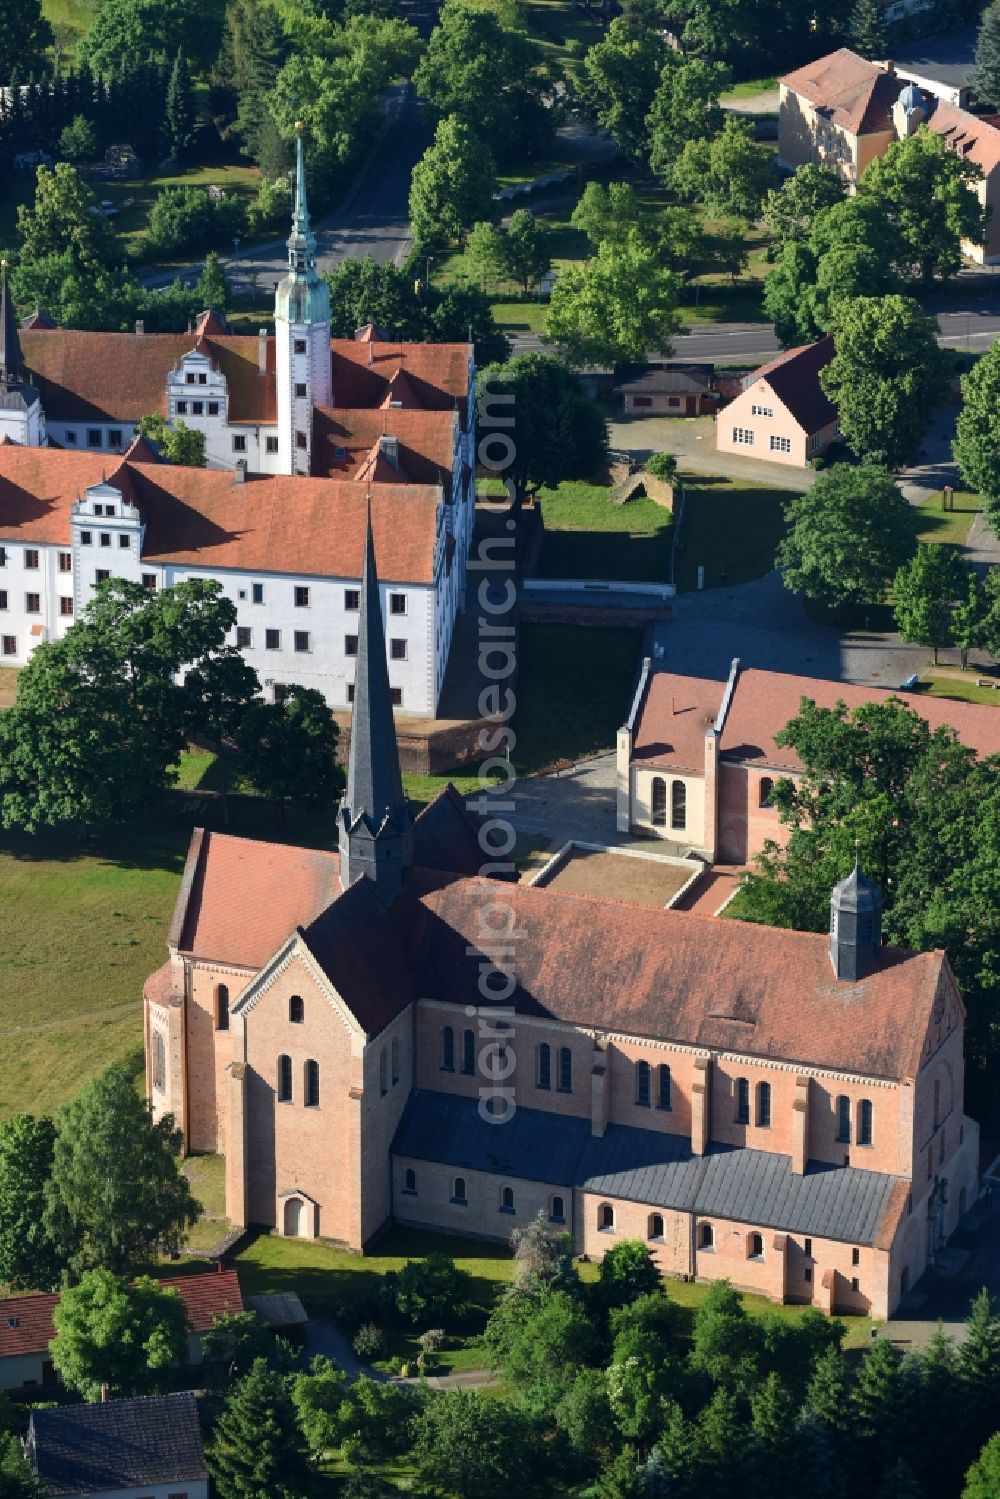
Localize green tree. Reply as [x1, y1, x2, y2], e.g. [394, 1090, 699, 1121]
[504, 1290, 599, 1418]
[859, 127, 984, 284]
[16, 162, 119, 271]
[688, 1280, 762, 1392]
[510, 1209, 577, 1294]
[955, 339, 1000, 531]
[958, 1288, 1000, 1454]
[762, 162, 846, 250]
[853, 1339, 913, 1478]
[646, 54, 729, 181]
[50, 1271, 188, 1400]
[58, 114, 100, 164]
[165, 48, 196, 159]
[322, 255, 507, 362]
[803, 1345, 853, 1440]
[82, 0, 219, 75]
[291, 1355, 350, 1461]
[0, 0, 52, 81]
[135, 413, 207, 466]
[849, 0, 886, 59]
[579, 16, 669, 163]
[973, 0, 1000, 107]
[504, 209, 550, 294]
[409, 114, 497, 250]
[893, 543, 969, 663]
[598, 1238, 662, 1310]
[147, 185, 243, 256]
[412, 1388, 535, 1499]
[792, 1407, 848, 1499]
[202, 1311, 299, 1385]
[236, 686, 342, 813]
[387, 1253, 471, 1325]
[979, 568, 1000, 656]
[822, 295, 949, 468]
[778, 465, 917, 612]
[964, 1432, 1000, 1499]
[571, 181, 649, 249]
[44, 1065, 199, 1277]
[209, 1357, 309, 1499]
[0, 1114, 59, 1292]
[546, 230, 680, 366]
[763, 195, 898, 346]
[465, 219, 509, 289]
[0, 1433, 45, 1499]
[476, 353, 608, 508]
[607, 1324, 683, 1444]
[672, 115, 772, 219]
[553, 1366, 617, 1472]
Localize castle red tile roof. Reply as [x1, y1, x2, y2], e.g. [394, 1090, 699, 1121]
[21, 329, 193, 422]
[743, 336, 837, 435]
[926, 101, 1000, 175]
[402, 871, 949, 1080]
[0, 447, 444, 583]
[331, 342, 470, 419]
[781, 48, 901, 134]
[0, 1271, 242, 1361]
[312, 407, 457, 486]
[632, 672, 722, 772]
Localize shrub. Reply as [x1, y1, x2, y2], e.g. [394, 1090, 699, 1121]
[646, 451, 677, 482]
[59, 115, 99, 164]
[146, 186, 246, 257]
[418, 1328, 446, 1353]
[352, 1323, 386, 1360]
[389, 1254, 472, 1327]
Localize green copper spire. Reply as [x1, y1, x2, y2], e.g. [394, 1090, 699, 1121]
[275, 122, 331, 325]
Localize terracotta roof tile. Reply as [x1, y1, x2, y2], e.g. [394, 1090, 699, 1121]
[21, 329, 193, 422]
[202, 333, 276, 424]
[312, 407, 457, 486]
[926, 101, 1000, 174]
[402, 871, 946, 1080]
[632, 672, 723, 772]
[177, 830, 342, 966]
[0, 447, 444, 583]
[744, 336, 837, 434]
[781, 48, 901, 134]
[331, 342, 470, 421]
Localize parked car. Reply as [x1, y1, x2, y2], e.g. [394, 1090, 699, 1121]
[98, 199, 119, 217]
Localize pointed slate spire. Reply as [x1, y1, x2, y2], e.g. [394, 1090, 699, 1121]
[291, 120, 312, 250]
[829, 858, 883, 982]
[0, 261, 24, 389]
[338, 499, 413, 901]
[275, 123, 330, 326]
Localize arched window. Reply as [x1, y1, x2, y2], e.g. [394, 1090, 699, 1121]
[216, 983, 230, 1031]
[462, 1028, 476, 1075]
[748, 1231, 764, 1260]
[537, 1042, 551, 1090]
[671, 780, 686, 830]
[759, 777, 774, 809]
[305, 1059, 320, 1108]
[599, 1203, 615, 1232]
[289, 995, 304, 1024]
[836, 1095, 851, 1143]
[635, 1060, 651, 1107]
[858, 1098, 873, 1146]
[651, 777, 667, 827]
[933, 1078, 941, 1129]
[550, 1195, 565, 1222]
[452, 1176, 467, 1204]
[152, 1030, 165, 1093]
[648, 1213, 664, 1240]
[277, 1054, 292, 1103]
[500, 1185, 515, 1212]
[559, 1047, 573, 1093]
[442, 1026, 455, 1072]
[657, 1064, 672, 1111]
[379, 1046, 388, 1096]
[756, 1081, 771, 1128]
[699, 1223, 714, 1250]
[735, 1077, 750, 1124]
[403, 1167, 417, 1194]
[391, 1038, 400, 1086]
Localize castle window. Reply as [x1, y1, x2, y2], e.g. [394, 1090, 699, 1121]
[442, 1026, 455, 1072]
[294, 586, 310, 608]
[748, 1232, 764, 1260]
[58, 552, 71, 573]
[345, 589, 360, 611]
[452, 1176, 467, 1204]
[296, 431, 307, 450]
[345, 634, 359, 657]
[699, 1222, 714, 1250]
[657, 1063, 672, 1111]
[635, 1059, 651, 1108]
[648, 1213, 664, 1240]
[289, 995, 304, 1024]
[80, 531, 91, 546]
[176, 401, 188, 415]
[804, 1238, 812, 1257]
[87, 429, 101, 447]
[1, 637, 15, 656]
[266, 630, 280, 651]
[558, 1047, 572, 1093]
[537, 1042, 551, 1090]
[24, 550, 39, 569]
[391, 688, 402, 706]
[500, 1185, 515, 1213]
[851, 1246, 860, 1267]
[305, 1059, 320, 1108]
[851, 1276, 860, 1293]
[294, 631, 310, 654]
[461, 1028, 475, 1075]
[403, 1167, 417, 1194]
[550, 1195, 565, 1222]
[391, 638, 407, 661]
[294, 339, 307, 354]
[390, 593, 407, 615]
[59, 597, 73, 617]
[233, 435, 247, 453]
[379, 1046, 388, 1096]
[237, 627, 251, 649]
[215, 983, 229, 1031]
[671, 780, 686, 830]
[266, 435, 278, 453]
[759, 777, 774, 808]
[208, 403, 219, 417]
[651, 777, 667, 826]
[252, 583, 264, 604]
[119, 534, 130, 549]
[836, 1095, 851, 1143]
[192, 401, 203, 416]
[756, 1081, 771, 1128]
[736, 1077, 750, 1124]
[295, 383, 307, 399]
[599, 1203, 615, 1232]
[142, 574, 156, 592]
[25, 594, 39, 614]
[391, 1038, 400, 1085]
[277, 1053, 292, 1103]
[152, 1031, 165, 1093]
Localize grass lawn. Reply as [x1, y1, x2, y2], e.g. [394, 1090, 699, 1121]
[920, 673, 1000, 706]
[536, 480, 674, 582]
[524, 0, 607, 82]
[491, 299, 550, 334]
[512, 622, 642, 771]
[103, 162, 262, 261]
[720, 76, 779, 100]
[674, 474, 790, 591]
[915, 489, 980, 548]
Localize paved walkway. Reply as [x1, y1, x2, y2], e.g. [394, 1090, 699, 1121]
[304, 1317, 498, 1390]
[607, 415, 816, 494]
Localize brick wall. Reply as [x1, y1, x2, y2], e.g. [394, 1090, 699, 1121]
[392, 1156, 567, 1243]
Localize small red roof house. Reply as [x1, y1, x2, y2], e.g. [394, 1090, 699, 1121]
[716, 337, 838, 467]
[0, 1269, 242, 1392]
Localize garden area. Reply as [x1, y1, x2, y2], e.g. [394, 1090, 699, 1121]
[674, 475, 790, 591]
[535, 479, 674, 582]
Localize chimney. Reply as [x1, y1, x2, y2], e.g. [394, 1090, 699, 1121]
[379, 433, 399, 468]
[233, 459, 247, 484]
[258, 328, 267, 376]
[134, 319, 144, 337]
[368, 341, 373, 368]
[100, 1383, 110, 1403]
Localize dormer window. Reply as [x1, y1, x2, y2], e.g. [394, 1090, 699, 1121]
[186, 372, 196, 384]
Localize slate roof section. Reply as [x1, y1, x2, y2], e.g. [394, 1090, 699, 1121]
[28, 1392, 207, 1493]
[300, 872, 415, 1038]
[395, 1092, 901, 1245]
[412, 784, 510, 879]
[745, 336, 837, 435]
[614, 365, 713, 396]
[780, 48, 901, 134]
[402, 871, 947, 1080]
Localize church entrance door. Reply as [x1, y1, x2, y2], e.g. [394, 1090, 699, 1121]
[284, 1196, 303, 1237]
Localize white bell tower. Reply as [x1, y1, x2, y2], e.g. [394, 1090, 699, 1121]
[274, 123, 332, 476]
[0, 260, 45, 449]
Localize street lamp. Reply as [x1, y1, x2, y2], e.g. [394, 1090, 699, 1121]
[232, 236, 241, 298]
[425, 254, 434, 291]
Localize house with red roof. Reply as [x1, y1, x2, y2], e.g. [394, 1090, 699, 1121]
[716, 337, 838, 467]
